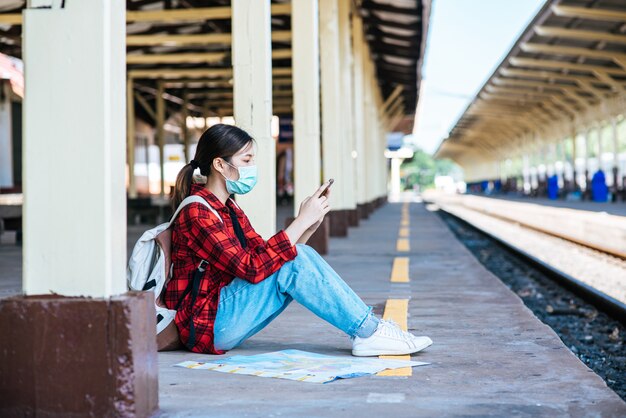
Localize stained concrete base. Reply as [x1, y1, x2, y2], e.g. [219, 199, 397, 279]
[155, 197, 626, 417]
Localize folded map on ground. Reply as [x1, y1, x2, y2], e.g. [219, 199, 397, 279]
[174, 349, 429, 383]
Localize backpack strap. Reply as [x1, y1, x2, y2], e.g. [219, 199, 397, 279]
[167, 195, 223, 350]
[169, 195, 223, 227]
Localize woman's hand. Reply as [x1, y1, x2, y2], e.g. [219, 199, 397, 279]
[297, 181, 332, 229]
[285, 182, 332, 246]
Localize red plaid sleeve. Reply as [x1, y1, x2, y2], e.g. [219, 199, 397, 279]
[185, 204, 298, 284]
[238, 209, 298, 262]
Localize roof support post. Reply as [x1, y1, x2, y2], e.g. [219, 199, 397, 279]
[291, 0, 322, 218]
[127, 77, 137, 198]
[156, 80, 166, 198]
[181, 89, 189, 163]
[597, 124, 604, 173]
[22, 0, 127, 297]
[583, 128, 591, 195]
[352, 12, 367, 207]
[365, 51, 378, 203]
[611, 118, 620, 198]
[320, 0, 350, 235]
[571, 128, 579, 192]
[338, 0, 357, 215]
[522, 154, 531, 194]
[0, 81, 13, 188]
[231, 0, 275, 238]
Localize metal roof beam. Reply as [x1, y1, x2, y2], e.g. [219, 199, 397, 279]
[551, 5, 626, 22]
[127, 30, 291, 46]
[534, 26, 626, 45]
[520, 43, 626, 70]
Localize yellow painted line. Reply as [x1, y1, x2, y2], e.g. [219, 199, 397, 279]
[401, 219, 409, 227]
[396, 238, 410, 252]
[390, 257, 409, 283]
[377, 299, 412, 376]
[399, 227, 409, 238]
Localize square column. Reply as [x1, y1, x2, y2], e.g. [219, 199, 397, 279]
[320, 0, 349, 236]
[231, 0, 275, 238]
[338, 0, 357, 224]
[351, 13, 368, 215]
[23, 0, 126, 297]
[292, 0, 321, 217]
[0, 80, 13, 188]
[127, 77, 137, 198]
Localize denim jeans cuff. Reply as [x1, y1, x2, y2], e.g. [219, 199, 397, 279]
[352, 307, 380, 338]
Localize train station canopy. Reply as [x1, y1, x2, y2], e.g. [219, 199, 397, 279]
[0, 0, 430, 133]
[435, 0, 626, 174]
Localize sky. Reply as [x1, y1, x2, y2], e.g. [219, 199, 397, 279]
[413, 0, 547, 155]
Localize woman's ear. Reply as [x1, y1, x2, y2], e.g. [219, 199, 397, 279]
[212, 157, 224, 174]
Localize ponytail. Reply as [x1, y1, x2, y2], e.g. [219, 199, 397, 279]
[170, 163, 196, 210]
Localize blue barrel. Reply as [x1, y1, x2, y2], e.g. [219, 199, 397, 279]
[547, 174, 559, 200]
[591, 170, 608, 202]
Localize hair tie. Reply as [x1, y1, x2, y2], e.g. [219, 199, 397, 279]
[189, 160, 199, 169]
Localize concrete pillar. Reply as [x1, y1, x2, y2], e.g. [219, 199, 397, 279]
[181, 90, 190, 163]
[290, 0, 328, 252]
[232, 0, 275, 238]
[11, 2, 158, 414]
[0, 80, 13, 188]
[291, 0, 321, 217]
[361, 70, 374, 213]
[547, 142, 556, 177]
[390, 157, 402, 196]
[380, 119, 388, 200]
[156, 80, 166, 197]
[612, 119, 619, 172]
[597, 124, 604, 174]
[611, 118, 619, 201]
[583, 128, 590, 195]
[571, 128, 579, 191]
[351, 12, 368, 218]
[127, 77, 137, 198]
[523, 154, 530, 194]
[23, 0, 126, 297]
[338, 0, 358, 225]
[366, 52, 380, 204]
[320, 0, 348, 236]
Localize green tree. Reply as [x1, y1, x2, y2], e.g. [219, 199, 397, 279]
[400, 149, 458, 190]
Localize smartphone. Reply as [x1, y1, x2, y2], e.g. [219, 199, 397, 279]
[320, 179, 334, 197]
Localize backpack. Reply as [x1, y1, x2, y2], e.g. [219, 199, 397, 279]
[127, 195, 223, 351]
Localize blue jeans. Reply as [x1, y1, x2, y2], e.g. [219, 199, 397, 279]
[213, 244, 378, 351]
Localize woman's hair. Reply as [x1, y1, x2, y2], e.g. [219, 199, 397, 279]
[170, 123, 254, 209]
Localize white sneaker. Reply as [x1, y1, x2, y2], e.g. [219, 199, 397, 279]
[351, 319, 433, 357]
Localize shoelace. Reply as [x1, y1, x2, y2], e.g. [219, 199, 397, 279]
[379, 319, 419, 346]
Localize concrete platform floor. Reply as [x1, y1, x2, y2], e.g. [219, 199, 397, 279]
[1, 199, 625, 416]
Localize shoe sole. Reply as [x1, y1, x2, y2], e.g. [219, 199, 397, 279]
[351, 339, 432, 357]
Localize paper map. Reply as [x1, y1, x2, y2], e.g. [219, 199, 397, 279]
[174, 349, 429, 383]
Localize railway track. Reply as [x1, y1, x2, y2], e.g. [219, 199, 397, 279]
[432, 203, 626, 400]
[428, 199, 626, 326]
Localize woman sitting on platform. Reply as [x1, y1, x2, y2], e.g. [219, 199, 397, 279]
[164, 123, 432, 356]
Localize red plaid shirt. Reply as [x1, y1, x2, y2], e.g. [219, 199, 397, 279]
[165, 183, 298, 354]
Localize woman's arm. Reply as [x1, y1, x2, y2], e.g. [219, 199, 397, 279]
[284, 181, 332, 245]
[296, 216, 324, 245]
[284, 216, 311, 246]
[184, 204, 297, 284]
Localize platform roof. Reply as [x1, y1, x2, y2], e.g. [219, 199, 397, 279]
[435, 0, 626, 163]
[0, 0, 429, 131]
